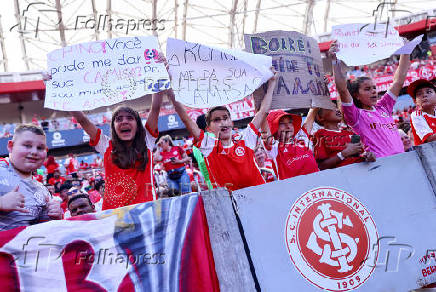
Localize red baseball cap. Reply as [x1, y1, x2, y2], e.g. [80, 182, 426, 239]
[267, 110, 302, 137]
[407, 79, 436, 99]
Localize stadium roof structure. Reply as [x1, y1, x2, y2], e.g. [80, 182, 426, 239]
[0, 0, 435, 75]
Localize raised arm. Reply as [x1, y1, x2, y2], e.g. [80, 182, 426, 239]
[70, 111, 98, 141]
[44, 72, 99, 141]
[146, 92, 163, 134]
[251, 70, 278, 129]
[146, 53, 169, 134]
[389, 54, 411, 97]
[329, 40, 353, 104]
[167, 90, 202, 140]
[302, 108, 319, 134]
[157, 55, 202, 140]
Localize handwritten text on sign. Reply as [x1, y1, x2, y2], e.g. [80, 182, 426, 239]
[45, 36, 170, 111]
[332, 23, 422, 66]
[244, 30, 334, 110]
[166, 38, 272, 108]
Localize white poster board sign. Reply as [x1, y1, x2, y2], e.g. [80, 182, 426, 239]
[332, 23, 422, 66]
[166, 38, 272, 108]
[45, 36, 170, 111]
[233, 151, 436, 291]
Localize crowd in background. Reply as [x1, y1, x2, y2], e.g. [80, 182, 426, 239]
[1, 56, 434, 138]
[27, 99, 419, 209]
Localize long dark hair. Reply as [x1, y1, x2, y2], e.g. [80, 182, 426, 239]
[110, 106, 148, 171]
[347, 77, 371, 109]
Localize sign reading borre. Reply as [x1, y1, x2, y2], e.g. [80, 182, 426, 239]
[244, 30, 333, 109]
[244, 30, 334, 110]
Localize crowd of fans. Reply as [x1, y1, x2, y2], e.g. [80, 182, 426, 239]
[0, 102, 175, 138]
[346, 54, 436, 80]
[24, 100, 419, 212]
[0, 50, 435, 254]
[0, 56, 434, 138]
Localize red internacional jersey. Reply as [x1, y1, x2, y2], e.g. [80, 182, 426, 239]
[90, 124, 157, 210]
[160, 146, 186, 172]
[410, 110, 436, 146]
[265, 129, 319, 180]
[313, 128, 364, 168]
[65, 157, 78, 175]
[48, 176, 66, 186]
[195, 123, 265, 191]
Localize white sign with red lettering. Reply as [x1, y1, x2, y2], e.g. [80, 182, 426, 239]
[332, 23, 422, 66]
[166, 38, 272, 108]
[45, 36, 169, 111]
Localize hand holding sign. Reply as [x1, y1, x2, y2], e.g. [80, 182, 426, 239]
[332, 23, 422, 66]
[166, 38, 272, 108]
[45, 36, 170, 111]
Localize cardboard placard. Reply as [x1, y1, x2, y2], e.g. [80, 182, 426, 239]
[244, 30, 335, 110]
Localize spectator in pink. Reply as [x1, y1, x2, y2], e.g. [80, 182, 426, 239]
[330, 40, 411, 158]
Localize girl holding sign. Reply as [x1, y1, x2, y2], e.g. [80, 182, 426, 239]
[329, 40, 411, 158]
[70, 89, 164, 211]
[160, 58, 278, 191]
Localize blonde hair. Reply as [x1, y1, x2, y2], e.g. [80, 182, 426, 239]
[157, 135, 174, 146]
[13, 124, 45, 141]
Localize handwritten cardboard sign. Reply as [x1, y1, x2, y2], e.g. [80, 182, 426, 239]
[244, 30, 334, 110]
[45, 36, 170, 111]
[332, 23, 422, 66]
[166, 38, 272, 108]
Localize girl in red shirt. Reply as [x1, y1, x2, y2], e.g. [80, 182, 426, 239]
[70, 91, 163, 210]
[264, 109, 319, 180]
[154, 135, 192, 195]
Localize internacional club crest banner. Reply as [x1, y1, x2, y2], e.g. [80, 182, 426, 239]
[233, 151, 436, 291]
[285, 187, 378, 291]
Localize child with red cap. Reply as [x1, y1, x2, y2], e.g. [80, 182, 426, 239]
[264, 109, 319, 180]
[408, 79, 436, 146]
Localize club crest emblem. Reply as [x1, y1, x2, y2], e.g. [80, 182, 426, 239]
[235, 146, 245, 157]
[285, 187, 378, 291]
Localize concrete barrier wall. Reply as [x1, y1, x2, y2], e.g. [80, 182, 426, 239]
[203, 141, 436, 292]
